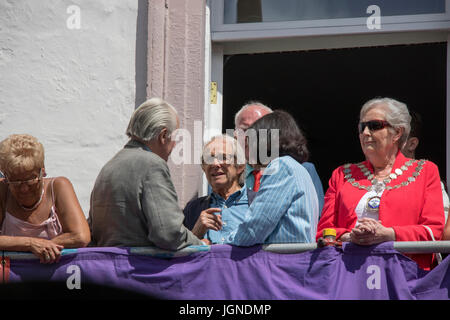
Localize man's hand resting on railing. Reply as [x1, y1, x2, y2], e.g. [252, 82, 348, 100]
[340, 218, 396, 246]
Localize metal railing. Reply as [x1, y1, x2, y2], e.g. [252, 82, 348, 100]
[3, 241, 450, 260]
[263, 241, 450, 254]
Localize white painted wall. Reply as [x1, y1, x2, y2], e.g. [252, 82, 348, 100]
[0, 0, 138, 216]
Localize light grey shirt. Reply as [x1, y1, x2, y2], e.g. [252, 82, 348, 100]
[88, 140, 203, 249]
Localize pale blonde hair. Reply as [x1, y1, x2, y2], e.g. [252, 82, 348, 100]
[0, 134, 45, 176]
[126, 97, 178, 142]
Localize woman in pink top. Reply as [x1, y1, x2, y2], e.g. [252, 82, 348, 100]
[0, 134, 90, 263]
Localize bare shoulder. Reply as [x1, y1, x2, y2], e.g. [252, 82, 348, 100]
[51, 177, 83, 215]
[52, 176, 76, 194]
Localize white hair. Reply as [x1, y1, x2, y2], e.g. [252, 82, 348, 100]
[234, 101, 273, 129]
[202, 134, 246, 185]
[360, 97, 411, 148]
[126, 97, 178, 142]
[202, 134, 246, 166]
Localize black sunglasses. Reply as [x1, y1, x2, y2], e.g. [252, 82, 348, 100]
[358, 120, 391, 134]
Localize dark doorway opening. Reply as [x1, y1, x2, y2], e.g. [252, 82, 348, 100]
[222, 42, 447, 189]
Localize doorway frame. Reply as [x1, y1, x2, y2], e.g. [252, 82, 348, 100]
[204, 1, 450, 196]
[210, 0, 450, 40]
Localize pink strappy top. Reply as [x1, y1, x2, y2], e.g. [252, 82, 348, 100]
[0, 179, 63, 239]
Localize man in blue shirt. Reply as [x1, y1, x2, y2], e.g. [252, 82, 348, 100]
[183, 135, 249, 244]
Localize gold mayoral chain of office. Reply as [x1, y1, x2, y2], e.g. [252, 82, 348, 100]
[343, 159, 426, 190]
[342, 159, 426, 212]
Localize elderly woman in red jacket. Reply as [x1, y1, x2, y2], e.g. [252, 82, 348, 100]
[317, 97, 445, 270]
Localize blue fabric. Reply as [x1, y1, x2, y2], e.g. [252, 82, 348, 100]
[206, 187, 249, 244]
[301, 162, 325, 215]
[246, 161, 324, 214]
[247, 188, 258, 205]
[226, 156, 319, 245]
[244, 163, 257, 190]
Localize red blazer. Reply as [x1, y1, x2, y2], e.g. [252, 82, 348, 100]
[317, 152, 445, 270]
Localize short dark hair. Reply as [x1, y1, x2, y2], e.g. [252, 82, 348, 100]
[248, 110, 309, 165]
[409, 110, 422, 139]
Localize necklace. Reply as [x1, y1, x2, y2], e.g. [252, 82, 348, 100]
[19, 187, 45, 211]
[343, 159, 427, 213]
[342, 159, 426, 191]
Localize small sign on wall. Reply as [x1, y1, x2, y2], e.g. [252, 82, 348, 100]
[210, 82, 217, 104]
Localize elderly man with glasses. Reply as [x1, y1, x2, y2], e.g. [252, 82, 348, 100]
[183, 135, 248, 244]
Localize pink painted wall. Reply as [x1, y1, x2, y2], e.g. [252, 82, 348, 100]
[147, 0, 206, 206]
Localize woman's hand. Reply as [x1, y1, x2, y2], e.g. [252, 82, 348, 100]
[28, 238, 64, 264]
[350, 218, 396, 246]
[192, 208, 222, 238]
[339, 232, 351, 242]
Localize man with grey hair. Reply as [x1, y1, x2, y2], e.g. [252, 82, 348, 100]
[183, 135, 248, 244]
[89, 97, 204, 249]
[234, 101, 273, 132]
[234, 101, 273, 195]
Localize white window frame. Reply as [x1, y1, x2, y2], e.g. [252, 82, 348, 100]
[211, 0, 450, 41]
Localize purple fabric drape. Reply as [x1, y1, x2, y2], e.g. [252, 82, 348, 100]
[3, 242, 450, 299]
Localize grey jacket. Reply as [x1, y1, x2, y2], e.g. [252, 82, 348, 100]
[88, 140, 203, 249]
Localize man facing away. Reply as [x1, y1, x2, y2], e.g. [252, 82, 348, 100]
[89, 98, 205, 249]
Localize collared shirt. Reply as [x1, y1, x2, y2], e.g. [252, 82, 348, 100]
[245, 161, 324, 214]
[205, 187, 249, 244]
[225, 156, 319, 245]
[245, 164, 257, 191]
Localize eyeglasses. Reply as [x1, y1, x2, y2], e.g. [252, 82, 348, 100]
[358, 120, 391, 134]
[202, 153, 235, 165]
[5, 169, 43, 188]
